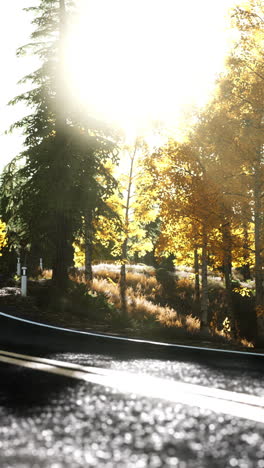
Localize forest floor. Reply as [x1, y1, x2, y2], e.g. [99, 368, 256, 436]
[0, 263, 262, 352]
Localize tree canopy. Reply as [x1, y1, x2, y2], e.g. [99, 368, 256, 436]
[1, 0, 264, 338]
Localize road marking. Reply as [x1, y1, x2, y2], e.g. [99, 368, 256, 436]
[0, 349, 263, 424]
[1, 311, 264, 357]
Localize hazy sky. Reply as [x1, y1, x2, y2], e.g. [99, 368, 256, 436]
[0, 2, 37, 172]
[0, 0, 239, 172]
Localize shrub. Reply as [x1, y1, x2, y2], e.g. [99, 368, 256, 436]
[185, 315, 200, 334]
[232, 290, 257, 342]
[68, 262, 253, 347]
[155, 268, 178, 303]
[66, 281, 117, 321]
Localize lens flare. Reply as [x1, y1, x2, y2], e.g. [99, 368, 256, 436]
[65, 0, 237, 135]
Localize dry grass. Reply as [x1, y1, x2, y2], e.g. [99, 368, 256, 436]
[93, 263, 155, 276]
[185, 315, 200, 333]
[92, 267, 161, 301]
[210, 323, 255, 348]
[42, 269, 52, 279]
[211, 329, 253, 348]
[212, 327, 232, 342]
[71, 267, 202, 338]
[43, 264, 254, 347]
[177, 277, 193, 288]
[80, 267, 201, 335]
[240, 338, 254, 348]
[93, 268, 119, 283]
[92, 276, 179, 326]
[157, 307, 183, 328]
[130, 294, 183, 328]
[70, 268, 184, 331]
[92, 277, 121, 308]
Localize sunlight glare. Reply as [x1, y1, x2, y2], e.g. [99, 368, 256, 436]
[66, 0, 237, 135]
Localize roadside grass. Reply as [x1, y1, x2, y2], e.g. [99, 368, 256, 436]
[68, 265, 255, 348]
[14, 265, 255, 349]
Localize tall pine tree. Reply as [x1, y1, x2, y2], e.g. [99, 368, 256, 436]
[2, 0, 118, 289]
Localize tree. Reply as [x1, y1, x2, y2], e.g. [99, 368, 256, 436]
[141, 135, 226, 329]
[198, 0, 264, 336]
[89, 140, 154, 315]
[3, 0, 118, 290]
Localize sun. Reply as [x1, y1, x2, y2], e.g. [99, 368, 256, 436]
[65, 0, 238, 137]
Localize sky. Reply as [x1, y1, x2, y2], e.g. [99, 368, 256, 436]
[0, 2, 38, 172]
[0, 0, 239, 172]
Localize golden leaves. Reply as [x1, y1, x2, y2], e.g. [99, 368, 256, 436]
[0, 220, 7, 256]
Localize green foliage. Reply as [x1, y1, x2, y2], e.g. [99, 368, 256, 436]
[155, 268, 178, 303]
[1, 0, 119, 288]
[67, 281, 117, 321]
[28, 279, 117, 322]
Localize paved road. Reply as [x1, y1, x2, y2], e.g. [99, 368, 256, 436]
[0, 313, 263, 467]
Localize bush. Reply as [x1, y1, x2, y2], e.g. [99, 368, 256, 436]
[232, 290, 257, 342]
[65, 281, 117, 321]
[27, 279, 117, 323]
[155, 268, 178, 302]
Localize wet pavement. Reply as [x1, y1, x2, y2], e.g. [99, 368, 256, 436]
[0, 344, 263, 468]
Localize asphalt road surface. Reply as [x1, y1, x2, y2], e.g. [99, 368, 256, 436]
[0, 313, 263, 468]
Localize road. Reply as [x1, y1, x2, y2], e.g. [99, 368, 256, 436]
[0, 313, 263, 467]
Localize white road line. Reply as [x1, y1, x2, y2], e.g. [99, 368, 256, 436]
[1, 311, 264, 357]
[0, 348, 103, 373]
[0, 348, 263, 407]
[0, 350, 263, 424]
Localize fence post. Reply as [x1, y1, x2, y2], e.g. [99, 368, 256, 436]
[17, 257, 21, 276]
[21, 267, 27, 297]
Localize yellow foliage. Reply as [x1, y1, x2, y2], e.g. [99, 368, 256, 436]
[73, 242, 85, 268]
[222, 317, 231, 334]
[233, 287, 252, 297]
[91, 147, 156, 260]
[0, 220, 7, 256]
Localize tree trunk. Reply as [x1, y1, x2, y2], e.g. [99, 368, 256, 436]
[56, 0, 67, 129]
[200, 226, 209, 329]
[84, 211, 93, 282]
[51, 0, 70, 291]
[120, 239, 128, 316]
[254, 161, 263, 307]
[222, 221, 236, 336]
[52, 213, 72, 291]
[119, 143, 138, 316]
[241, 223, 251, 280]
[194, 247, 200, 304]
[134, 251, 139, 264]
[254, 157, 264, 338]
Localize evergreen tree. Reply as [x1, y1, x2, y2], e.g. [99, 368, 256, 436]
[2, 0, 118, 289]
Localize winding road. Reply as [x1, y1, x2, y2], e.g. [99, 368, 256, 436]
[0, 312, 263, 467]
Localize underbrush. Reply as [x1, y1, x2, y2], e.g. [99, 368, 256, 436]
[16, 279, 118, 330]
[38, 265, 256, 348]
[86, 268, 200, 336]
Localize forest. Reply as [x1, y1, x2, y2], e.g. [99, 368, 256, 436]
[0, 0, 264, 348]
